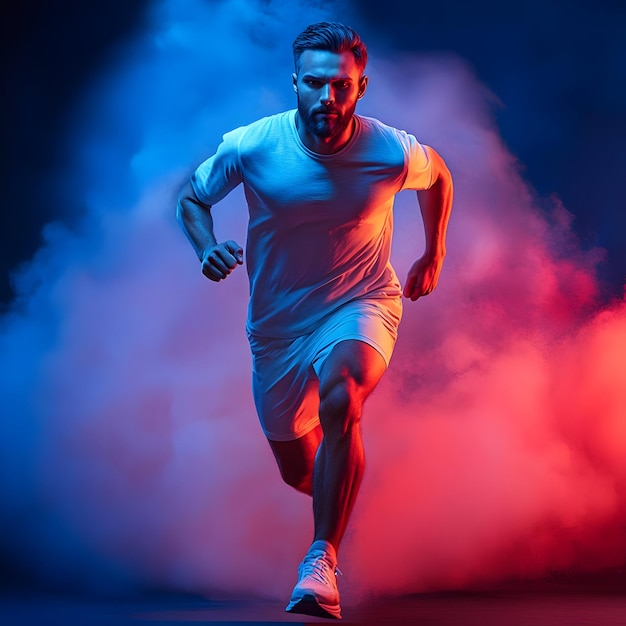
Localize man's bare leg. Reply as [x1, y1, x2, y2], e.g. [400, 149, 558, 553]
[267, 340, 385, 545]
[314, 339, 387, 553]
[285, 340, 386, 618]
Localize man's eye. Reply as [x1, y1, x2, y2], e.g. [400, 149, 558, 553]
[305, 79, 321, 87]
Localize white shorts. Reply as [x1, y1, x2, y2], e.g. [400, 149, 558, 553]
[247, 296, 402, 442]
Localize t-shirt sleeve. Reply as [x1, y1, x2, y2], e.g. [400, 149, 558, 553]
[397, 130, 434, 191]
[190, 127, 244, 205]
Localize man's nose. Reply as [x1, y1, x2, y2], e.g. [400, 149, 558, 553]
[320, 83, 334, 103]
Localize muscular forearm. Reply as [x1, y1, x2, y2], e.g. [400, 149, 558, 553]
[176, 181, 217, 261]
[403, 147, 453, 300]
[176, 179, 243, 282]
[417, 148, 453, 261]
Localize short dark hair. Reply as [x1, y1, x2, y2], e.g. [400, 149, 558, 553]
[292, 22, 368, 73]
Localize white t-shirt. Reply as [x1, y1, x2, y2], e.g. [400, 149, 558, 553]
[191, 109, 434, 338]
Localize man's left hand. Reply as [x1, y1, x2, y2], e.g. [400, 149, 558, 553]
[403, 254, 444, 301]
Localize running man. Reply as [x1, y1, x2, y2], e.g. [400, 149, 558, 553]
[177, 21, 453, 620]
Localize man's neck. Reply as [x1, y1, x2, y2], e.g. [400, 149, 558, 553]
[295, 113, 355, 155]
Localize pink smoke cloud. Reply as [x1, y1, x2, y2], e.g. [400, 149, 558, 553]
[0, 0, 624, 605]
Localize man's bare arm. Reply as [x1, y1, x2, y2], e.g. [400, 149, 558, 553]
[403, 146, 454, 301]
[176, 180, 243, 282]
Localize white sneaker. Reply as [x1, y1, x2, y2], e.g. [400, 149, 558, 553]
[285, 547, 342, 619]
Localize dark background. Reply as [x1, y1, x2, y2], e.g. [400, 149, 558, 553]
[358, 0, 626, 297]
[1, 0, 625, 600]
[1, 0, 625, 312]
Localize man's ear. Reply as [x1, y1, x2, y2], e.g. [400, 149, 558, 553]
[357, 75, 369, 99]
[292, 72, 298, 93]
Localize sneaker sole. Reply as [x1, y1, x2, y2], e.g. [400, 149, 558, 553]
[286, 593, 342, 620]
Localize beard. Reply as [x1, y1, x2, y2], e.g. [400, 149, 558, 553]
[298, 99, 357, 139]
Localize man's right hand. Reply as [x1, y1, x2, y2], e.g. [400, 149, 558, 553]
[201, 240, 244, 281]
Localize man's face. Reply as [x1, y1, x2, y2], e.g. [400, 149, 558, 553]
[293, 49, 367, 141]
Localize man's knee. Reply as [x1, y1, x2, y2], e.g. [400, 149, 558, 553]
[278, 465, 313, 495]
[319, 378, 362, 438]
[318, 341, 387, 438]
[268, 429, 321, 496]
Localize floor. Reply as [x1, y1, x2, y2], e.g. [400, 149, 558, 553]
[2, 578, 625, 625]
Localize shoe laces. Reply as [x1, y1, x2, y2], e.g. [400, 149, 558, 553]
[300, 550, 342, 585]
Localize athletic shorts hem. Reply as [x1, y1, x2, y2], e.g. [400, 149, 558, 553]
[311, 334, 391, 377]
[264, 417, 322, 443]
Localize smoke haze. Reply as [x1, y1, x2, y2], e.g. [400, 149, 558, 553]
[1, 0, 624, 604]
